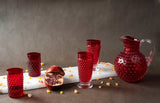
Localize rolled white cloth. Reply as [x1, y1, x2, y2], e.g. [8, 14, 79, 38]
[0, 62, 117, 94]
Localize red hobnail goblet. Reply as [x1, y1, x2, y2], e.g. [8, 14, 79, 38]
[87, 39, 101, 71]
[77, 51, 93, 89]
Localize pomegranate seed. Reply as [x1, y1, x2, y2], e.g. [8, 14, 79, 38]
[0, 83, 3, 86]
[111, 65, 114, 69]
[100, 62, 103, 64]
[38, 80, 41, 83]
[41, 62, 44, 66]
[109, 77, 113, 80]
[47, 89, 51, 93]
[41, 80, 43, 84]
[23, 92, 27, 95]
[106, 63, 109, 66]
[74, 89, 78, 94]
[100, 81, 103, 84]
[115, 83, 119, 86]
[28, 93, 32, 98]
[69, 74, 73, 77]
[98, 86, 102, 88]
[106, 82, 110, 86]
[96, 78, 100, 80]
[25, 70, 28, 73]
[60, 91, 63, 94]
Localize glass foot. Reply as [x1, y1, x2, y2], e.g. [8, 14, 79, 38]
[93, 65, 101, 71]
[77, 83, 93, 89]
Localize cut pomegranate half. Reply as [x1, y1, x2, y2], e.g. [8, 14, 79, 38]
[44, 66, 65, 90]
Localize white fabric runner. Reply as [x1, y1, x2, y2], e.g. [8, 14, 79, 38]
[0, 62, 117, 94]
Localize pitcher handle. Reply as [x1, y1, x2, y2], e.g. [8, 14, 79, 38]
[140, 39, 155, 66]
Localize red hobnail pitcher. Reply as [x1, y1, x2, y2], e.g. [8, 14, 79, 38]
[114, 36, 155, 82]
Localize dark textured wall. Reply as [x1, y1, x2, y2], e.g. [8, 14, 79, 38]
[0, 0, 160, 74]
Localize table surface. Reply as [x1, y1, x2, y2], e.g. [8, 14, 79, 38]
[0, 71, 160, 103]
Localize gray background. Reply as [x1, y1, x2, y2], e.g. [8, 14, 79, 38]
[0, 0, 159, 72]
[0, 0, 160, 103]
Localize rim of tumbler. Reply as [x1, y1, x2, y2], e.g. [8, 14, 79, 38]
[78, 51, 93, 58]
[27, 52, 40, 56]
[87, 39, 101, 45]
[27, 52, 41, 60]
[7, 68, 23, 74]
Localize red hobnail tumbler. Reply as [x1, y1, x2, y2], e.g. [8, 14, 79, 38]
[87, 39, 101, 71]
[77, 51, 93, 89]
[7, 68, 23, 98]
[27, 52, 41, 77]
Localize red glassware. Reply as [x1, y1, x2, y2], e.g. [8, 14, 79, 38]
[87, 39, 101, 71]
[77, 51, 93, 89]
[114, 36, 154, 82]
[7, 68, 23, 98]
[27, 52, 41, 77]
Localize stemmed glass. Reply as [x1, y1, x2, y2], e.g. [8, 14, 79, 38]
[87, 39, 101, 71]
[77, 51, 93, 89]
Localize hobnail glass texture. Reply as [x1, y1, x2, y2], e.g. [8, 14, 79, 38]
[27, 52, 41, 77]
[78, 51, 93, 88]
[114, 36, 148, 82]
[87, 39, 101, 71]
[7, 68, 23, 98]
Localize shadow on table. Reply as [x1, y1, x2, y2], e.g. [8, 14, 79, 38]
[61, 83, 77, 90]
[92, 73, 160, 94]
[136, 73, 160, 88]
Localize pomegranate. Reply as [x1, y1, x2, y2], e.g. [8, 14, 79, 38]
[45, 66, 65, 90]
[46, 66, 65, 76]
